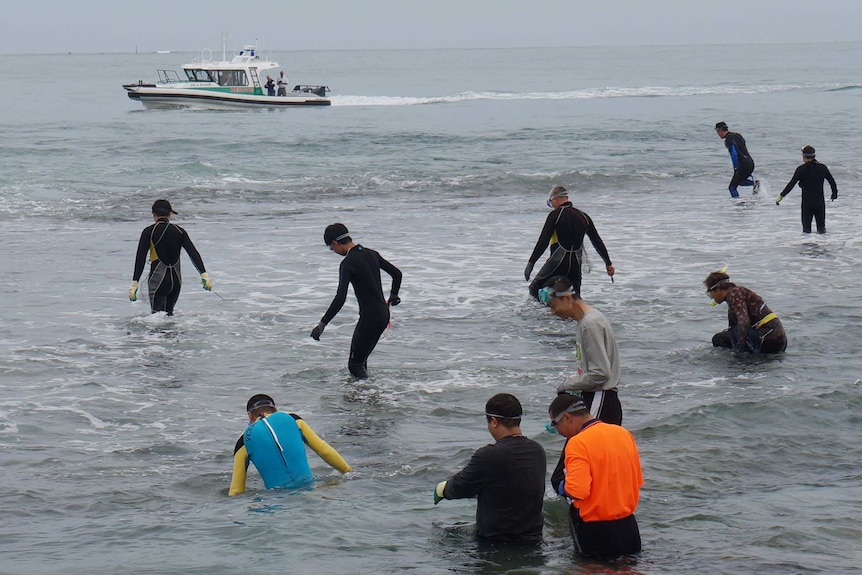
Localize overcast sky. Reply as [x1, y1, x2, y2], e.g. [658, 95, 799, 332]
[3, 0, 860, 54]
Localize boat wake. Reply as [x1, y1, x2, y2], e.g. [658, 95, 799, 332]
[332, 82, 849, 107]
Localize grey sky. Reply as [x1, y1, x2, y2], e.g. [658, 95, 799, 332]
[3, 0, 860, 54]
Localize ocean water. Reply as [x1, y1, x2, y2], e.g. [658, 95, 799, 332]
[1, 42, 860, 574]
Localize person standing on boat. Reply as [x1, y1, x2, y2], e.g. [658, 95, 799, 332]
[129, 199, 212, 316]
[276, 71, 288, 96]
[311, 223, 402, 379]
[524, 186, 614, 300]
[265, 75, 276, 97]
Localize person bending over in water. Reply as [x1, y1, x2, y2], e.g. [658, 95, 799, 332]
[704, 270, 786, 354]
[229, 394, 351, 496]
[311, 223, 402, 379]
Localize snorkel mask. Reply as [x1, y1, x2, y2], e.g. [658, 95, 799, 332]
[538, 286, 574, 306]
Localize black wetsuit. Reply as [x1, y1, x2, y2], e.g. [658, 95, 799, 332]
[133, 219, 207, 315]
[778, 160, 838, 234]
[527, 202, 612, 298]
[724, 131, 755, 198]
[320, 245, 402, 378]
[443, 435, 546, 541]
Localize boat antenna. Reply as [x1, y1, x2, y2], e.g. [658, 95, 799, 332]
[221, 31, 227, 62]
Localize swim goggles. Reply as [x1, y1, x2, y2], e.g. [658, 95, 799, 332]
[538, 286, 574, 306]
[328, 232, 350, 250]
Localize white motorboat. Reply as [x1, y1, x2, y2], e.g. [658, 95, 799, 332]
[124, 44, 330, 109]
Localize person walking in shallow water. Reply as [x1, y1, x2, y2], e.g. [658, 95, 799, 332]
[311, 223, 402, 379]
[715, 121, 758, 198]
[129, 199, 212, 315]
[775, 145, 838, 234]
[524, 185, 614, 300]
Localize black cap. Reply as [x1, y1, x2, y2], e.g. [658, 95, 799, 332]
[715, 121, 728, 131]
[246, 394, 276, 413]
[802, 145, 816, 158]
[152, 199, 177, 216]
[323, 223, 350, 246]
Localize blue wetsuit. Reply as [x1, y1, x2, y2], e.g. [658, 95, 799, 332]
[229, 412, 350, 495]
[724, 131, 755, 198]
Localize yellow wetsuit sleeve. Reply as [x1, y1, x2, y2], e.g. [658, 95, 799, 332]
[297, 419, 352, 473]
[228, 445, 249, 496]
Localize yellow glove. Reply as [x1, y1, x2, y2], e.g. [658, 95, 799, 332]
[128, 281, 139, 301]
[200, 272, 212, 291]
[433, 480, 447, 505]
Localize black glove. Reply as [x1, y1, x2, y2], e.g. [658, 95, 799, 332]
[831, 192, 838, 201]
[310, 321, 326, 341]
[524, 261, 534, 281]
[388, 295, 401, 307]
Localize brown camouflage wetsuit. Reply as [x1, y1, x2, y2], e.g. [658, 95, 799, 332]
[712, 285, 787, 353]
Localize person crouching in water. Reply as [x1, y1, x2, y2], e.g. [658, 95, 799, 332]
[704, 270, 787, 354]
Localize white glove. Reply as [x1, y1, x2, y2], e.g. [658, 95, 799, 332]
[128, 281, 139, 301]
[200, 272, 212, 291]
[433, 481, 447, 505]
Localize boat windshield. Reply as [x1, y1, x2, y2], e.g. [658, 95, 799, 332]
[214, 70, 248, 86]
[186, 69, 215, 82]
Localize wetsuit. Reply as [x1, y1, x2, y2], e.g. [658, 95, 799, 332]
[561, 419, 642, 558]
[442, 435, 546, 541]
[724, 131, 755, 198]
[319, 245, 402, 378]
[778, 160, 837, 233]
[229, 411, 350, 495]
[712, 285, 786, 354]
[527, 202, 612, 299]
[132, 218, 207, 315]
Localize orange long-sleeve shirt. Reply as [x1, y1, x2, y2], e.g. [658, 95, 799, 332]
[563, 420, 643, 522]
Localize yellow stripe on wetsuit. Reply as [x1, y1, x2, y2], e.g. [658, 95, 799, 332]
[754, 312, 778, 330]
[297, 420, 352, 473]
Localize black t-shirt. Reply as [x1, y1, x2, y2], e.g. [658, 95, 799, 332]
[444, 435, 546, 540]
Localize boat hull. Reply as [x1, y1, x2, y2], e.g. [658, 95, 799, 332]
[125, 87, 330, 109]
